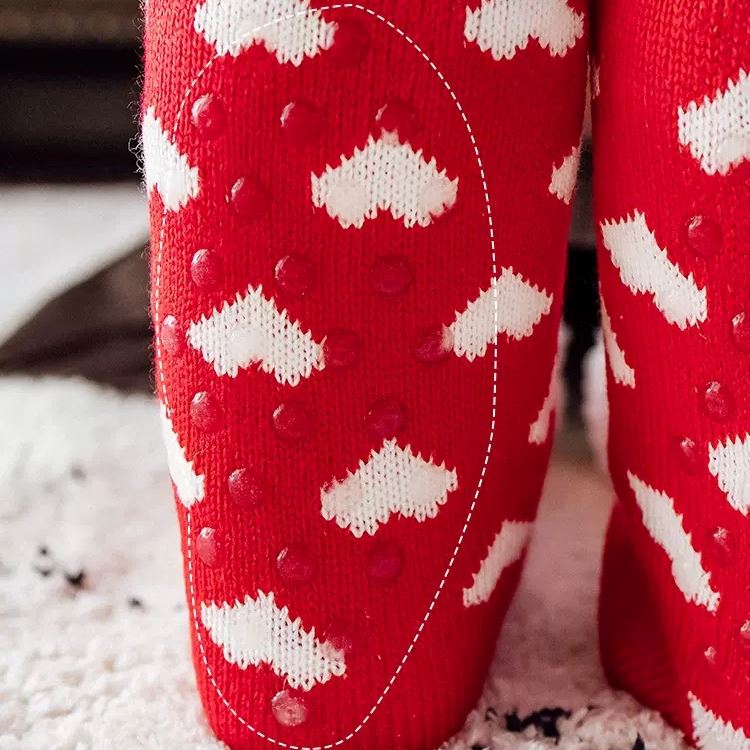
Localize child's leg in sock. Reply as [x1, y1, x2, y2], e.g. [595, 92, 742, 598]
[142, 3, 587, 748]
[594, 0, 750, 742]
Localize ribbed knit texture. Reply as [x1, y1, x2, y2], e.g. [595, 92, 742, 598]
[594, 1, 750, 746]
[142, 2, 586, 748]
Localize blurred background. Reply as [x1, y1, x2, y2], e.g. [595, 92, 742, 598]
[0, 0, 600, 425]
[1, 0, 150, 391]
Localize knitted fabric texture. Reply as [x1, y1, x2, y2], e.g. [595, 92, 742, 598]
[142, 1, 586, 748]
[593, 1, 750, 746]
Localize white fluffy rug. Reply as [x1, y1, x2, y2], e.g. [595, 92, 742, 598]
[0, 375, 688, 750]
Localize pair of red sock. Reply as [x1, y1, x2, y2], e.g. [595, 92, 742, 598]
[142, 1, 750, 747]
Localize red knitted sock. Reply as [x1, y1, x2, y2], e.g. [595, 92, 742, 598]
[594, 1, 750, 745]
[142, 2, 586, 748]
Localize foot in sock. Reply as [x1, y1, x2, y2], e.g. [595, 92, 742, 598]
[594, 0, 750, 744]
[142, 2, 586, 747]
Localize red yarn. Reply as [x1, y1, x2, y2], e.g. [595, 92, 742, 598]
[143, 2, 587, 748]
[594, 1, 750, 744]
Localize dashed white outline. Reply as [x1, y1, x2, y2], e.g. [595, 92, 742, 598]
[152, 6, 498, 748]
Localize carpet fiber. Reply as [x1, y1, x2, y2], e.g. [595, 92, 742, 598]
[0, 375, 688, 750]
